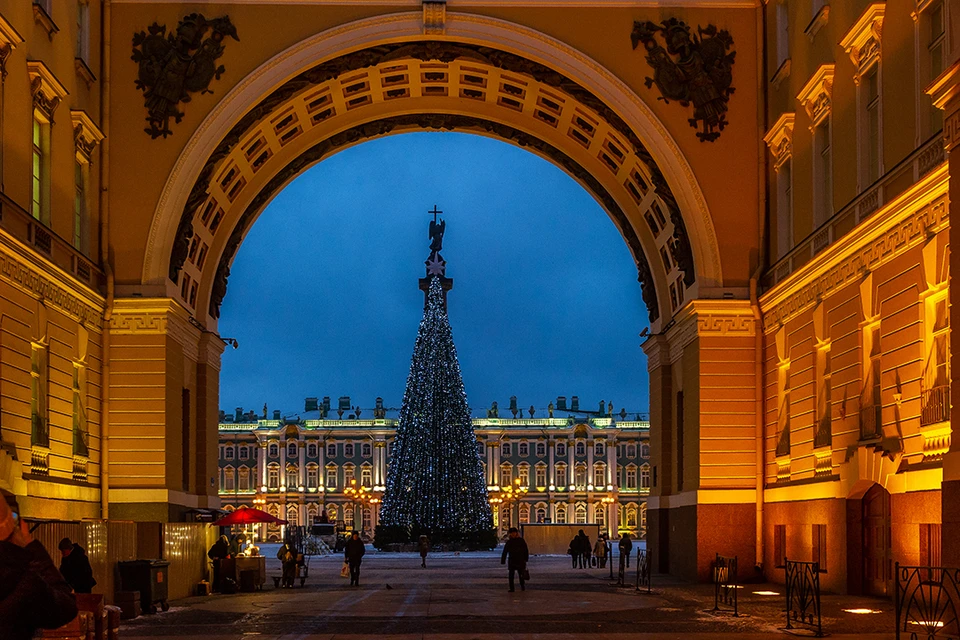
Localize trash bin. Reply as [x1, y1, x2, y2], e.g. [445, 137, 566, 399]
[117, 560, 170, 614]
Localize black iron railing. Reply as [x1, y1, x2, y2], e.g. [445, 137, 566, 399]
[921, 384, 951, 427]
[860, 403, 882, 440]
[895, 563, 960, 639]
[636, 548, 651, 594]
[784, 559, 823, 637]
[712, 554, 738, 616]
[814, 415, 831, 449]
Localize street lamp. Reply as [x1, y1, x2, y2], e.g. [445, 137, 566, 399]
[344, 479, 382, 535]
[489, 478, 528, 532]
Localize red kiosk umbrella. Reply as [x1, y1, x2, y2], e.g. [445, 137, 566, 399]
[212, 507, 287, 526]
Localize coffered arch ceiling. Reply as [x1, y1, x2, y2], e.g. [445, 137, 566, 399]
[142, 13, 722, 333]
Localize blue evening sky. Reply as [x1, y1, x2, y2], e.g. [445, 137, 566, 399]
[218, 133, 650, 419]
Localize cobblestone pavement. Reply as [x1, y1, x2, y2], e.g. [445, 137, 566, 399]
[122, 550, 895, 639]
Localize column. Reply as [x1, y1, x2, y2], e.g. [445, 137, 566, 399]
[259, 441, 267, 488]
[487, 441, 495, 485]
[928, 60, 960, 567]
[298, 439, 306, 489]
[607, 437, 617, 488]
[318, 438, 325, 509]
[547, 438, 555, 488]
[567, 438, 574, 488]
[587, 437, 595, 486]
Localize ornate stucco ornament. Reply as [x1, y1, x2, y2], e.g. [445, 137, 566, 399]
[131, 13, 239, 139]
[631, 18, 736, 142]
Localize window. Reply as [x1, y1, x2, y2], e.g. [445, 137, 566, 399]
[921, 523, 943, 567]
[518, 464, 529, 487]
[225, 446, 234, 460]
[595, 502, 606, 527]
[574, 465, 586, 488]
[536, 441, 546, 457]
[344, 464, 355, 485]
[30, 342, 48, 447]
[285, 465, 298, 489]
[307, 443, 317, 457]
[776, 158, 793, 259]
[32, 115, 49, 223]
[775, 1, 789, 67]
[640, 464, 651, 489]
[361, 465, 372, 487]
[518, 441, 529, 457]
[640, 443, 650, 458]
[223, 467, 235, 491]
[76, 1, 90, 63]
[74, 160, 87, 252]
[327, 443, 337, 457]
[501, 442, 511, 456]
[813, 118, 833, 226]
[287, 442, 297, 458]
[923, 296, 950, 426]
[627, 444, 637, 458]
[344, 505, 354, 529]
[362, 506, 372, 532]
[307, 465, 318, 489]
[575, 441, 585, 456]
[238, 467, 249, 491]
[774, 524, 787, 567]
[239, 446, 249, 460]
[268, 464, 279, 489]
[344, 443, 355, 457]
[555, 463, 567, 488]
[922, 1, 947, 137]
[555, 504, 567, 524]
[500, 464, 512, 487]
[361, 442, 372, 457]
[72, 363, 88, 457]
[556, 442, 566, 457]
[535, 464, 547, 488]
[326, 503, 338, 522]
[594, 442, 604, 457]
[535, 504, 547, 523]
[519, 503, 530, 524]
[777, 360, 792, 455]
[617, 465, 623, 488]
[812, 524, 827, 572]
[575, 503, 587, 524]
[640, 504, 647, 531]
[815, 346, 832, 448]
[860, 65, 881, 186]
[861, 323, 882, 439]
[326, 466, 338, 488]
[626, 465, 637, 490]
[594, 463, 606, 488]
[626, 504, 637, 528]
[268, 443, 279, 457]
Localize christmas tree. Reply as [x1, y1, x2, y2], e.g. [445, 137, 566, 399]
[377, 213, 494, 548]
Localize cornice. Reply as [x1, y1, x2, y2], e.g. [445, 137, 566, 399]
[763, 112, 795, 168]
[839, 3, 884, 76]
[110, 297, 204, 360]
[797, 64, 835, 128]
[71, 110, 104, 163]
[26, 60, 69, 122]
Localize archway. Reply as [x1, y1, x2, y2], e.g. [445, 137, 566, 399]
[142, 12, 722, 333]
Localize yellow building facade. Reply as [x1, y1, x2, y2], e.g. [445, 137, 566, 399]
[0, 0, 957, 594]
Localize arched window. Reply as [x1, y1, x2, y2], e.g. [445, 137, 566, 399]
[626, 464, 638, 489]
[286, 504, 299, 527]
[518, 463, 530, 488]
[344, 463, 356, 486]
[285, 464, 298, 489]
[287, 441, 298, 458]
[326, 503, 338, 522]
[307, 463, 319, 489]
[535, 463, 547, 488]
[223, 466, 235, 491]
[225, 446, 234, 460]
[627, 443, 637, 458]
[594, 441, 605, 456]
[307, 443, 317, 457]
[238, 466, 249, 491]
[555, 463, 567, 489]
[344, 505, 355, 529]
[326, 442, 336, 457]
[500, 463, 513, 487]
[268, 442, 279, 457]
[361, 442, 372, 458]
[307, 504, 318, 526]
[518, 441, 529, 457]
[223, 504, 236, 512]
[362, 506, 372, 532]
[556, 442, 566, 457]
[594, 502, 606, 527]
[593, 463, 606, 488]
[535, 503, 547, 523]
[519, 503, 530, 524]
[267, 463, 280, 489]
[499, 504, 511, 529]
[360, 464, 373, 487]
[575, 464, 587, 488]
[239, 446, 249, 460]
[575, 502, 587, 524]
[501, 442, 511, 456]
[575, 441, 586, 456]
[536, 441, 546, 457]
[626, 504, 638, 528]
[640, 464, 651, 489]
[476, 441, 484, 456]
[555, 503, 567, 524]
[326, 464, 338, 488]
[640, 503, 647, 531]
[344, 443, 355, 457]
[641, 443, 650, 458]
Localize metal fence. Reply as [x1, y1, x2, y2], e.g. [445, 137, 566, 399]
[635, 548, 651, 593]
[712, 553, 738, 616]
[784, 559, 823, 637]
[895, 563, 960, 639]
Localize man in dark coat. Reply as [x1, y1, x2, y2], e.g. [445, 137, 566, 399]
[618, 533, 633, 568]
[58, 538, 96, 594]
[0, 498, 77, 639]
[277, 541, 298, 587]
[500, 527, 529, 592]
[576, 530, 591, 569]
[207, 535, 229, 592]
[344, 531, 365, 586]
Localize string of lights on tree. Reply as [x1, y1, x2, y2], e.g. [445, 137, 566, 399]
[379, 271, 493, 542]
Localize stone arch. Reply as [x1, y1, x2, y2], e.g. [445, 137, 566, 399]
[142, 11, 722, 333]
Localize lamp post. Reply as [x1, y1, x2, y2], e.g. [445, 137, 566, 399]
[489, 478, 528, 533]
[344, 479, 382, 536]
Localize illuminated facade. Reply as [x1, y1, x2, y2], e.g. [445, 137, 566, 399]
[217, 406, 650, 542]
[0, 0, 959, 596]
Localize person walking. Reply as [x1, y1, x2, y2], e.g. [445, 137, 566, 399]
[58, 538, 97, 594]
[500, 527, 529, 592]
[577, 530, 591, 569]
[344, 531, 365, 586]
[0, 498, 78, 639]
[207, 535, 229, 592]
[277, 541, 298, 588]
[593, 535, 607, 568]
[568, 536, 578, 569]
[618, 533, 633, 569]
[418, 534, 430, 568]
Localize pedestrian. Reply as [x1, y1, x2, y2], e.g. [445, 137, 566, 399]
[577, 530, 591, 569]
[228, 533, 247, 557]
[619, 533, 633, 568]
[344, 531, 365, 586]
[207, 535, 229, 592]
[277, 541, 298, 587]
[500, 527, 529, 592]
[568, 536, 578, 569]
[593, 535, 607, 568]
[418, 534, 430, 568]
[0, 497, 78, 639]
[58, 538, 97, 594]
